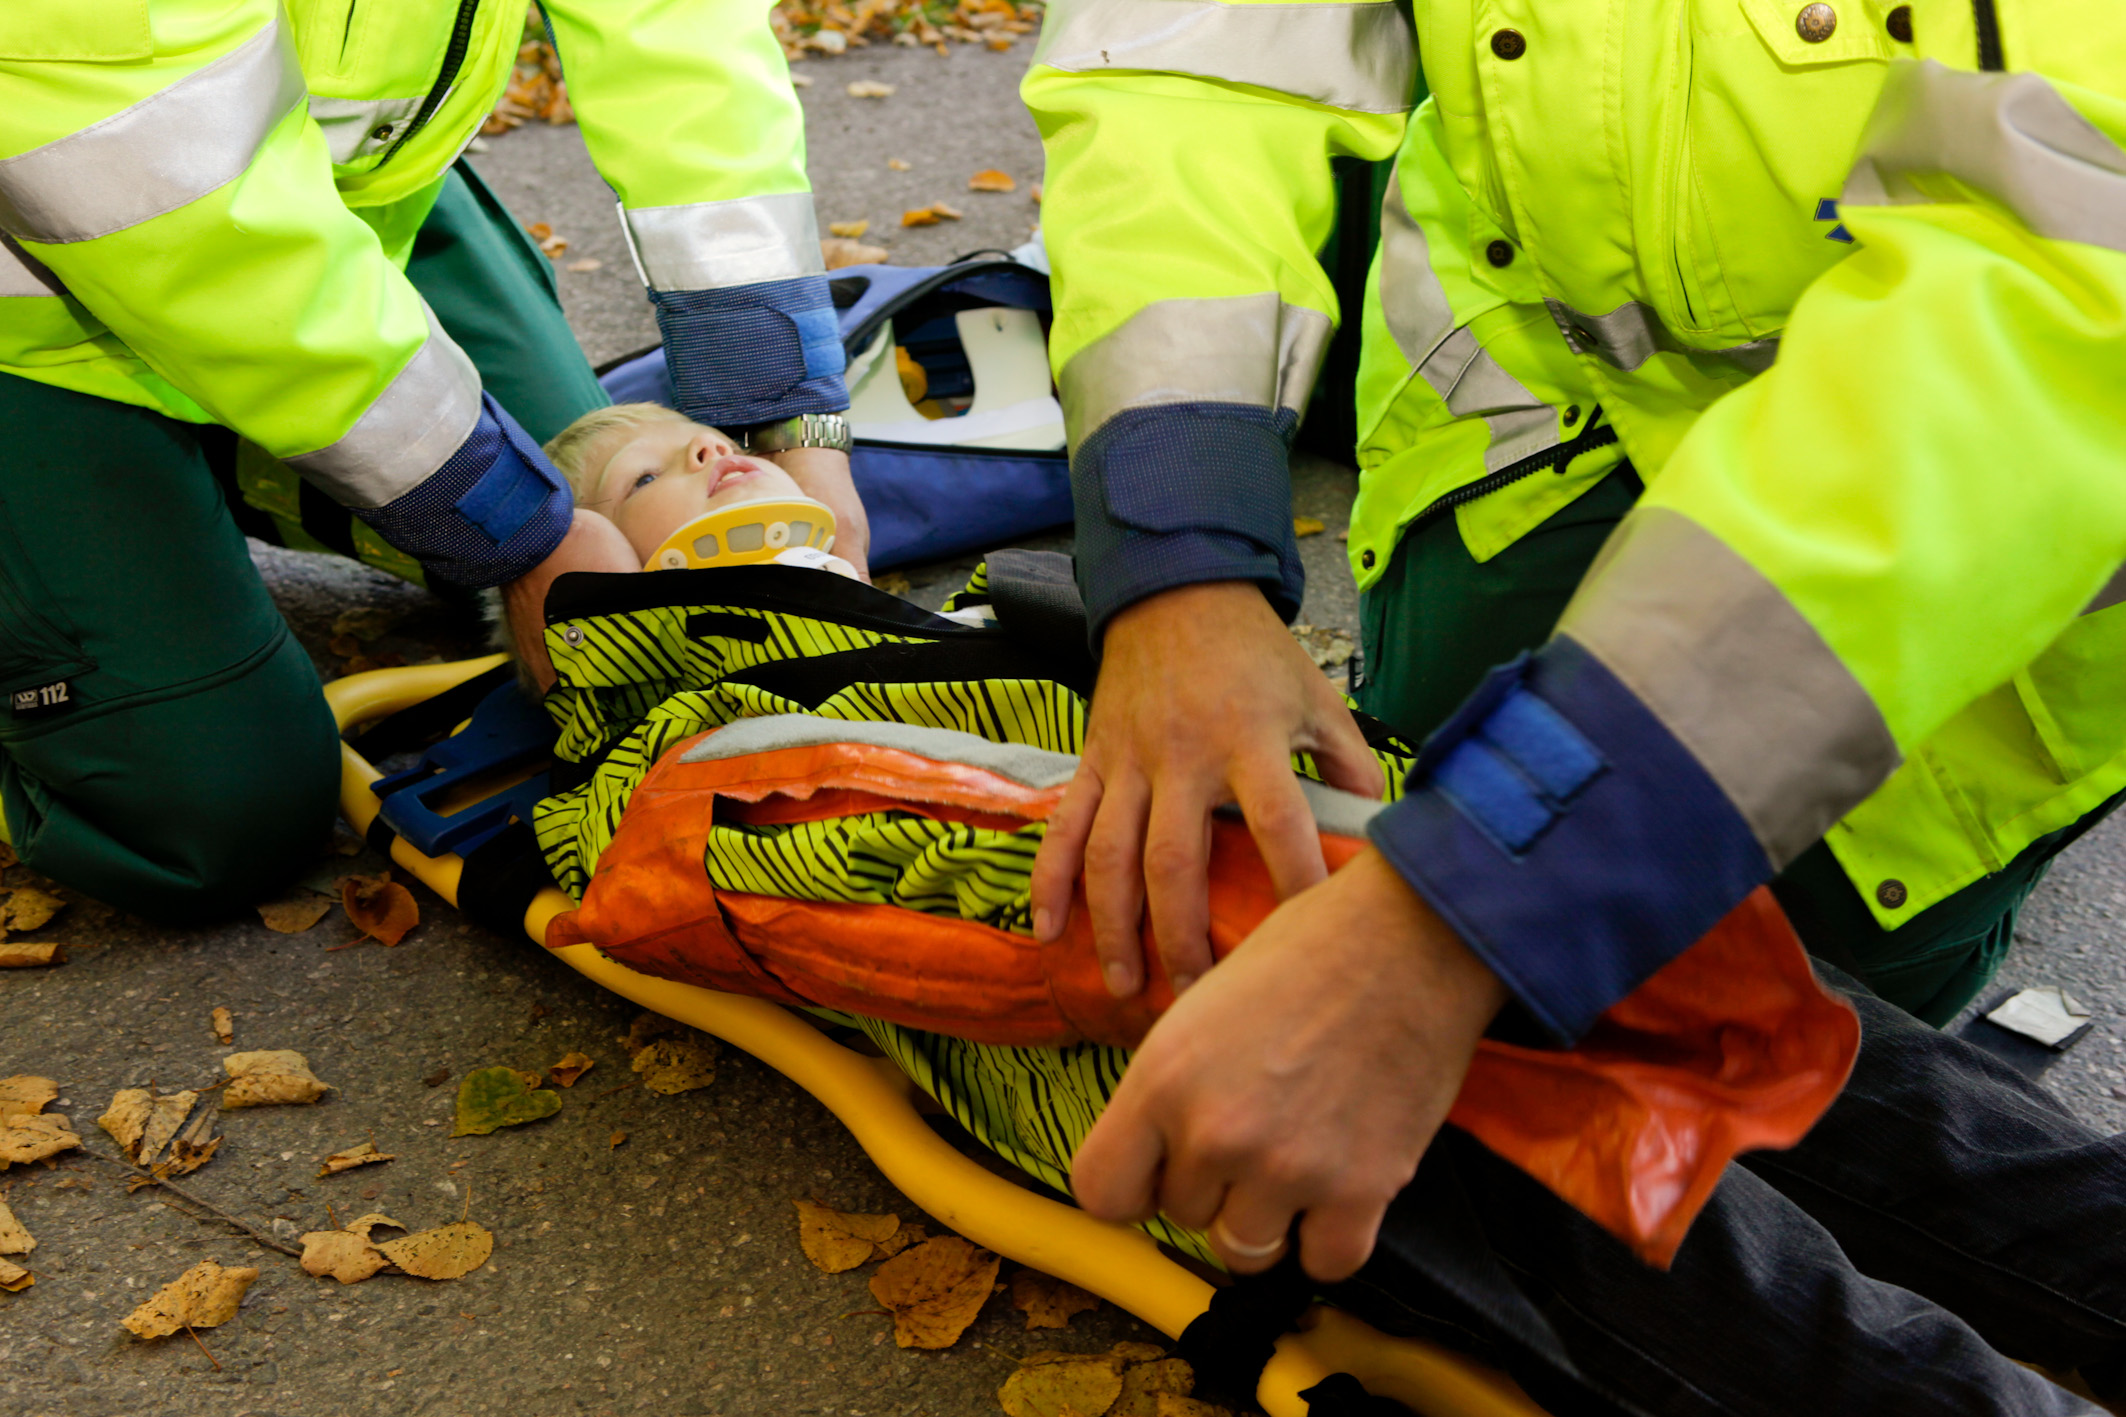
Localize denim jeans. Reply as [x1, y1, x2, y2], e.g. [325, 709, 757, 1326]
[1325, 967, 2126, 1415]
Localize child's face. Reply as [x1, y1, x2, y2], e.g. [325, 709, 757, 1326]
[581, 417, 807, 563]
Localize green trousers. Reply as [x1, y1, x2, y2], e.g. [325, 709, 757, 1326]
[1355, 464, 2119, 1026]
[0, 163, 607, 922]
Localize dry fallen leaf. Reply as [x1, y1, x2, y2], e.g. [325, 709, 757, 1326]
[0, 1257, 31, 1292]
[3, 887, 66, 932]
[1154, 1397, 1230, 1417]
[379, 1220, 493, 1280]
[902, 207, 941, 228]
[1012, 1267, 1101, 1330]
[566, 257, 603, 272]
[630, 1035, 719, 1095]
[888, 157, 912, 171]
[1114, 1357, 1198, 1417]
[828, 218, 872, 238]
[340, 872, 419, 946]
[999, 1350, 1128, 1417]
[969, 168, 1017, 192]
[255, 890, 333, 934]
[795, 1199, 902, 1273]
[0, 941, 65, 967]
[333, 607, 399, 640]
[546, 1052, 595, 1088]
[0, 1077, 55, 1120]
[0, 1198, 34, 1254]
[1293, 516, 1326, 538]
[874, 571, 914, 597]
[327, 633, 363, 658]
[122, 1259, 258, 1338]
[0, 1113, 80, 1168]
[846, 79, 896, 97]
[609, 1129, 627, 1149]
[822, 236, 889, 269]
[221, 1050, 331, 1109]
[453, 1066, 561, 1136]
[154, 1107, 221, 1180]
[622, 1011, 685, 1057]
[211, 1006, 234, 1046]
[875, 1220, 928, 1260]
[929, 201, 965, 221]
[98, 1088, 197, 1165]
[869, 1235, 999, 1349]
[299, 1212, 403, 1285]
[318, 1141, 396, 1178]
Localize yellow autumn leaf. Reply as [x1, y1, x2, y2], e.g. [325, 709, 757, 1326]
[0, 1113, 81, 1168]
[122, 1260, 258, 1338]
[1114, 1356, 1199, 1417]
[846, 79, 896, 97]
[3, 886, 67, 932]
[0, 1257, 31, 1292]
[211, 1006, 234, 1045]
[998, 1350, 1128, 1417]
[828, 219, 871, 238]
[378, 1220, 493, 1280]
[1011, 1267, 1101, 1330]
[546, 1052, 595, 1088]
[0, 941, 65, 967]
[794, 1199, 901, 1273]
[0, 1197, 33, 1255]
[0, 1078, 56, 1121]
[220, 1050, 331, 1109]
[318, 1140, 396, 1177]
[869, 1235, 999, 1349]
[630, 1035, 718, 1095]
[99, 1088, 198, 1165]
[1293, 516, 1326, 538]
[968, 168, 1017, 192]
[255, 890, 333, 934]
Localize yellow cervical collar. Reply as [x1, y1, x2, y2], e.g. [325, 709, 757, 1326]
[644, 497, 837, 571]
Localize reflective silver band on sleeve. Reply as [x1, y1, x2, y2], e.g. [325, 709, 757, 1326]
[1058, 293, 1331, 443]
[1557, 506, 1902, 870]
[1034, 0, 1417, 114]
[0, 235, 64, 298]
[283, 304, 484, 510]
[1377, 174, 1562, 473]
[1544, 298, 1780, 376]
[0, 19, 306, 245]
[619, 193, 825, 292]
[1844, 60, 2126, 255]
[306, 93, 427, 166]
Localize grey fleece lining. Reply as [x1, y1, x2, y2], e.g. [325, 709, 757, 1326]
[677, 713, 1385, 837]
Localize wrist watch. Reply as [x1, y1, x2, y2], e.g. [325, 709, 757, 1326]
[741, 412, 853, 455]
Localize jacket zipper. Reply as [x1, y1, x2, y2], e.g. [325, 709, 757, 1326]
[378, 0, 484, 167]
[1405, 411, 1621, 532]
[1971, 0, 2005, 70]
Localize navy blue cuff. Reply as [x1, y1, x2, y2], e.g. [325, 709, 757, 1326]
[1367, 639, 1772, 1044]
[355, 394, 572, 589]
[1070, 402, 1304, 642]
[652, 274, 850, 428]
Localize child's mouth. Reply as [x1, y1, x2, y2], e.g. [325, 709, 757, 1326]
[705, 456, 766, 496]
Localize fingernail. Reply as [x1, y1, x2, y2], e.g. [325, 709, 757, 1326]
[1103, 960, 1135, 997]
[1033, 907, 1055, 940]
[1172, 972, 1198, 995]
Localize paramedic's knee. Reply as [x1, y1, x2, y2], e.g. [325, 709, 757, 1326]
[0, 635, 340, 923]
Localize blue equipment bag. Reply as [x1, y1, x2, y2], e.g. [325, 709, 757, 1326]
[596, 257, 1072, 571]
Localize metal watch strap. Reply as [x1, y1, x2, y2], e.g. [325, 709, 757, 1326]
[741, 413, 853, 455]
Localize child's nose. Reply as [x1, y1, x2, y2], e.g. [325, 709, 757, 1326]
[688, 430, 737, 466]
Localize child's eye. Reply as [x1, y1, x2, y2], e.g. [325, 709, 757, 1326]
[631, 472, 658, 491]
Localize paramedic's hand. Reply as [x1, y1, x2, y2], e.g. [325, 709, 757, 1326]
[502, 510, 641, 692]
[1071, 847, 1508, 1281]
[768, 446, 871, 582]
[1031, 582, 1384, 996]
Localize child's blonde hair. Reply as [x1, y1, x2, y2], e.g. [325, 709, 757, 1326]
[543, 402, 694, 501]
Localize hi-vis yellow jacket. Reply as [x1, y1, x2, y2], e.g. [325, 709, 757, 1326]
[0, 0, 846, 588]
[1027, 0, 2126, 1040]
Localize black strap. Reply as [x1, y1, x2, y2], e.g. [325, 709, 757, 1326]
[457, 822, 559, 938]
[1298, 1373, 1412, 1416]
[1176, 1251, 1319, 1403]
[350, 663, 516, 760]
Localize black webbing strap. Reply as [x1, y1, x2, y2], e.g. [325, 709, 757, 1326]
[984, 548, 1097, 687]
[1298, 1373, 1412, 1416]
[349, 663, 516, 761]
[457, 822, 560, 939]
[1176, 1251, 1318, 1403]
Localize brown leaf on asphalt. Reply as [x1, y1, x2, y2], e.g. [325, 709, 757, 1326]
[795, 1199, 902, 1273]
[318, 1141, 396, 1178]
[211, 1006, 234, 1046]
[0, 940, 65, 967]
[929, 201, 965, 221]
[846, 79, 896, 97]
[255, 890, 333, 934]
[874, 1220, 928, 1259]
[902, 207, 942, 228]
[1011, 1267, 1101, 1330]
[379, 1220, 493, 1280]
[822, 236, 889, 269]
[220, 1050, 331, 1109]
[0, 1256, 31, 1292]
[630, 1035, 719, 1095]
[828, 218, 871, 238]
[422, 1067, 451, 1088]
[0, 1198, 33, 1254]
[969, 168, 1017, 192]
[622, 1011, 685, 1057]
[609, 1129, 627, 1149]
[869, 1235, 999, 1349]
[998, 1350, 1128, 1417]
[300, 1229, 390, 1285]
[546, 1052, 595, 1088]
[340, 872, 419, 946]
[155, 1107, 221, 1179]
[98, 1088, 197, 1165]
[453, 1066, 561, 1136]
[1293, 516, 1326, 537]
[122, 1259, 258, 1338]
[1114, 1357, 1199, 1417]
[3, 886, 66, 932]
[887, 157, 912, 171]
[0, 1078, 55, 1120]
[1153, 1397, 1231, 1417]
[0, 1113, 80, 1168]
[565, 257, 602, 272]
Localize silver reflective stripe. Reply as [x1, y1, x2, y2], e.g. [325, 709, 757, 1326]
[0, 20, 305, 245]
[0, 235, 63, 298]
[1034, 0, 1416, 114]
[283, 305, 484, 510]
[1544, 298, 1780, 376]
[1058, 293, 1331, 443]
[1844, 60, 2126, 255]
[1557, 506, 1901, 871]
[620, 193, 825, 291]
[307, 94, 426, 166]
[1377, 174, 1561, 473]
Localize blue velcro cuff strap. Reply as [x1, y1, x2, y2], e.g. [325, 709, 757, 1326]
[653, 274, 850, 429]
[1369, 639, 1772, 1044]
[353, 394, 572, 589]
[1070, 402, 1304, 641]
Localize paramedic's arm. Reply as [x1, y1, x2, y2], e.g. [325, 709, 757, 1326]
[541, 0, 868, 577]
[1, 4, 571, 590]
[1021, 8, 1413, 991]
[1072, 61, 2126, 1280]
